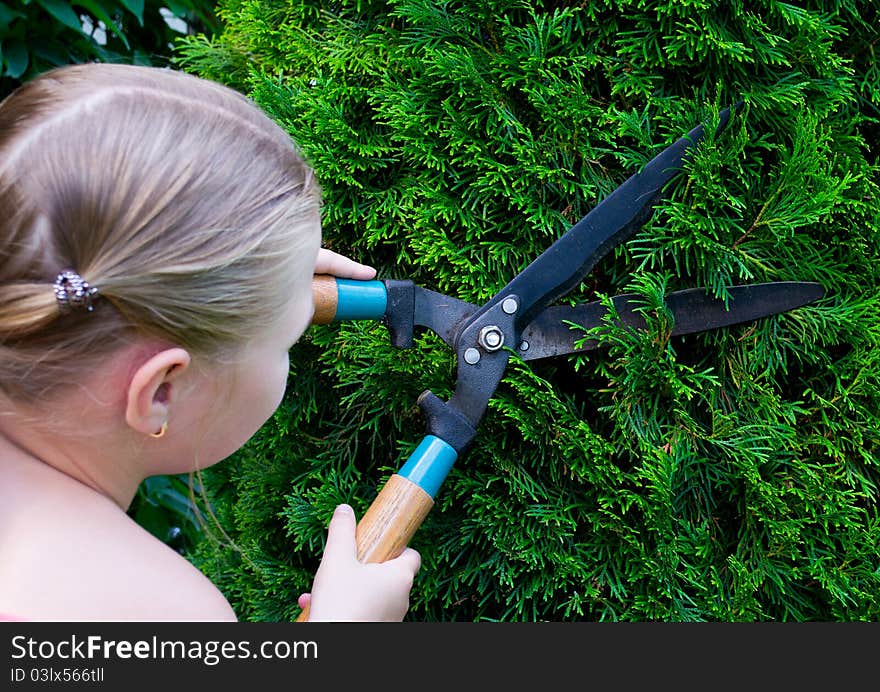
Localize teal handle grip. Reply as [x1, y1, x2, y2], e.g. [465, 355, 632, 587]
[313, 275, 387, 324]
[335, 278, 387, 321]
[397, 435, 459, 499]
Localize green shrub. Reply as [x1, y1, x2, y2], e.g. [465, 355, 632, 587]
[0, 0, 219, 97]
[176, 0, 879, 621]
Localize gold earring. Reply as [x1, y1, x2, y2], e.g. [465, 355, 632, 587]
[150, 421, 168, 438]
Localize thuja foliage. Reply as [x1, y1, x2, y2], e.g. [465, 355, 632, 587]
[175, 0, 880, 621]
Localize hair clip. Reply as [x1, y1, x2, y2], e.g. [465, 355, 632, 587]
[54, 269, 99, 313]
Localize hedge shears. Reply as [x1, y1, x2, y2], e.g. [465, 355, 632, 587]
[297, 105, 824, 620]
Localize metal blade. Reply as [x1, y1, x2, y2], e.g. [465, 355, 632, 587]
[517, 281, 825, 361]
[414, 286, 478, 349]
[472, 105, 739, 332]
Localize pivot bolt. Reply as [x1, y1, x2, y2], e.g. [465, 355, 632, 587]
[478, 325, 505, 352]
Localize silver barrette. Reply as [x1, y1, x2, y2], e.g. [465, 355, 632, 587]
[53, 269, 99, 313]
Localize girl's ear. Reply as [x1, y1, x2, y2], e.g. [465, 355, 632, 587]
[124, 348, 191, 437]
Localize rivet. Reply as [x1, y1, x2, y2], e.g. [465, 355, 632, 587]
[463, 347, 481, 365]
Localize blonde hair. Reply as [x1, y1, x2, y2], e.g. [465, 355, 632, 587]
[0, 63, 321, 406]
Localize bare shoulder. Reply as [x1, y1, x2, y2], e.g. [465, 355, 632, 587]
[91, 514, 239, 622]
[0, 491, 238, 622]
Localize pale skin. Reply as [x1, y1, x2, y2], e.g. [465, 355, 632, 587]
[0, 248, 421, 622]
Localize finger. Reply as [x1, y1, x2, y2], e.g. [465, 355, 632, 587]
[315, 248, 377, 280]
[391, 547, 422, 575]
[315, 248, 376, 278]
[297, 593, 311, 609]
[322, 503, 358, 561]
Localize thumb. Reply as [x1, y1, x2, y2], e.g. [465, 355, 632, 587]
[315, 248, 377, 280]
[322, 504, 357, 561]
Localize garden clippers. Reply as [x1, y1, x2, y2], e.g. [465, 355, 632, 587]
[298, 105, 824, 620]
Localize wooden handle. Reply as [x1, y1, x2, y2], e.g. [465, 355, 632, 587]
[295, 473, 434, 622]
[312, 274, 338, 324]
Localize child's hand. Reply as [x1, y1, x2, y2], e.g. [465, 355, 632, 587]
[315, 248, 376, 280]
[299, 504, 421, 621]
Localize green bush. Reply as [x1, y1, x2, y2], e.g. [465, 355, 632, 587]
[0, 0, 219, 97]
[175, 0, 880, 621]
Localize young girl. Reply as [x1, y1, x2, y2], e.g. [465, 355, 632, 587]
[0, 63, 421, 621]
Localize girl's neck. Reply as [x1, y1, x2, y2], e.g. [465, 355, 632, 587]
[0, 425, 140, 510]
